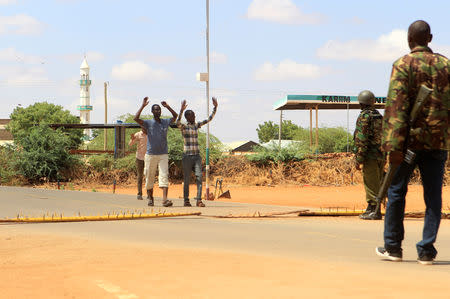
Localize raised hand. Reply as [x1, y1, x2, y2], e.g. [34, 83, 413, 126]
[161, 101, 168, 108]
[212, 97, 218, 107]
[181, 100, 187, 111]
[142, 97, 149, 107]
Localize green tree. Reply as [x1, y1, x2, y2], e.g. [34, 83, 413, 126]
[14, 125, 79, 182]
[8, 102, 83, 149]
[256, 120, 300, 143]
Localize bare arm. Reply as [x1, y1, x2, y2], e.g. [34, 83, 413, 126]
[134, 97, 149, 127]
[176, 100, 187, 127]
[128, 132, 137, 146]
[198, 97, 218, 127]
[161, 101, 178, 123]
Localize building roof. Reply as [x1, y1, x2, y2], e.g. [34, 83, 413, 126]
[231, 141, 260, 153]
[273, 94, 386, 110]
[80, 58, 89, 69]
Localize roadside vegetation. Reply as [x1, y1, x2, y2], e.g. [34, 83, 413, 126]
[1, 101, 445, 187]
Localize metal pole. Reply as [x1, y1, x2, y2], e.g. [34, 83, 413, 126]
[346, 103, 349, 152]
[104, 82, 108, 151]
[315, 105, 319, 152]
[278, 110, 282, 147]
[309, 107, 312, 150]
[205, 0, 211, 201]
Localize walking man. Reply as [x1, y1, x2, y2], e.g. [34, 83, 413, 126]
[376, 20, 449, 264]
[176, 97, 218, 207]
[134, 97, 178, 207]
[128, 127, 147, 200]
[353, 90, 385, 220]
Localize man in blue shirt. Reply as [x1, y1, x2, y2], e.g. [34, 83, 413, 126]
[134, 97, 178, 207]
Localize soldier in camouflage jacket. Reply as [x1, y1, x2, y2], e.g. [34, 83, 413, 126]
[376, 20, 449, 264]
[353, 90, 385, 219]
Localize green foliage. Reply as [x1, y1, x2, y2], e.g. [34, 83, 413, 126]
[317, 127, 353, 153]
[0, 145, 18, 184]
[14, 125, 79, 182]
[8, 102, 83, 149]
[257, 119, 353, 154]
[87, 154, 115, 172]
[247, 142, 307, 164]
[256, 120, 300, 143]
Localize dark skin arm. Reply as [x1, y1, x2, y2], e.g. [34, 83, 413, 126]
[177, 100, 187, 124]
[161, 101, 178, 123]
[134, 97, 149, 128]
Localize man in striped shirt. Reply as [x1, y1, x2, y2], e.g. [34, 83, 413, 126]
[176, 97, 218, 207]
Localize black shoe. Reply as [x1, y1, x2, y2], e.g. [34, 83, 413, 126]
[162, 199, 173, 207]
[360, 203, 376, 217]
[375, 247, 402, 262]
[147, 197, 154, 206]
[360, 210, 382, 220]
[137, 195, 143, 200]
[196, 200, 205, 207]
[417, 255, 434, 265]
[184, 200, 192, 207]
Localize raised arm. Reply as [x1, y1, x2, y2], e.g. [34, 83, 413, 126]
[161, 101, 178, 123]
[198, 97, 218, 127]
[176, 100, 187, 127]
[128, 132, 137, 146]
[134, 97, 149, 127]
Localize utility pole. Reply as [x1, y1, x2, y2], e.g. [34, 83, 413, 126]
[104, 82, 108, 151]
[205, 0, 211, 201]
[279, 110, 282, 147]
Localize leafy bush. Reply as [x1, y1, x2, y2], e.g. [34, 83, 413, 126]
[14, 125, 79, 182]
[8, 102, 83, 149]
[247, 142, 307, 164]
[0, 145, 19, 184]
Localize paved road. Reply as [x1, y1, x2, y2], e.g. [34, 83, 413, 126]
[1, 186, 450, 298]
[1, 186, 450, 264]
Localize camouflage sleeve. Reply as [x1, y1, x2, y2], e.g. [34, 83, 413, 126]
[382, 57, 411, 152]
[354, 112, 371, 163]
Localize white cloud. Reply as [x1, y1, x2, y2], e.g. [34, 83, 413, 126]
[246, 0, 325, 25]
[0, 14, 45, 35]
[316, 29, 408, 62]
[317, 29, 450, 62]
[111, 60, 172, 81]
[122, 51, 176, 64]
[211, 51, 227, 64]
[254, 59, 323, 81]
[0, 47, 44, 64]
[0, 0, 17, 5]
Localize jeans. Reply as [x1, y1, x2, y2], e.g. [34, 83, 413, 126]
[384, 150, 447, 258]
[136, 158, 144, 196]
[182, 154, 202, 201]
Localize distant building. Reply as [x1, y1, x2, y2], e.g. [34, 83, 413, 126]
[77, 57, 93, 139]
[0, 119, 13, 145]
[223, 140, 261, 155]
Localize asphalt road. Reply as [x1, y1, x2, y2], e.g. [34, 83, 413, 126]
[1, 186, 450, 266]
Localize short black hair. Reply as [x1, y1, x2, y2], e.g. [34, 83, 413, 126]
[184, 110, 194, 118]
[151, 104, 160, 111]
[408, 20, 431, 46]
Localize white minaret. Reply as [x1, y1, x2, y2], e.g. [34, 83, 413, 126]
[77, 57, 93, 138]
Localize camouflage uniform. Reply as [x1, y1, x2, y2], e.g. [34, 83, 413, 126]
[382, 45, 449, 259]
[353, 107, 384, 206]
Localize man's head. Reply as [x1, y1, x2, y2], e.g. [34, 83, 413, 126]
[151, 104, 161, 118]
[408, 20, 432, 49]
[184, 110, 195, 123]
[358, 90, 375, 107]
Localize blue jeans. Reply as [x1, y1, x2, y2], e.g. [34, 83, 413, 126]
[182, 154, 203, 201]
[384, 150, 447, 258]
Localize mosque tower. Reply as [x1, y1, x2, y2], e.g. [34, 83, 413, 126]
[77, 57, 93, 138]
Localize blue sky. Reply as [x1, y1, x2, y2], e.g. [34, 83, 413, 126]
[1, 0, 449, 143]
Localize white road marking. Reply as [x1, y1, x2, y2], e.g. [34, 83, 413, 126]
[95, 280, 138, 299]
